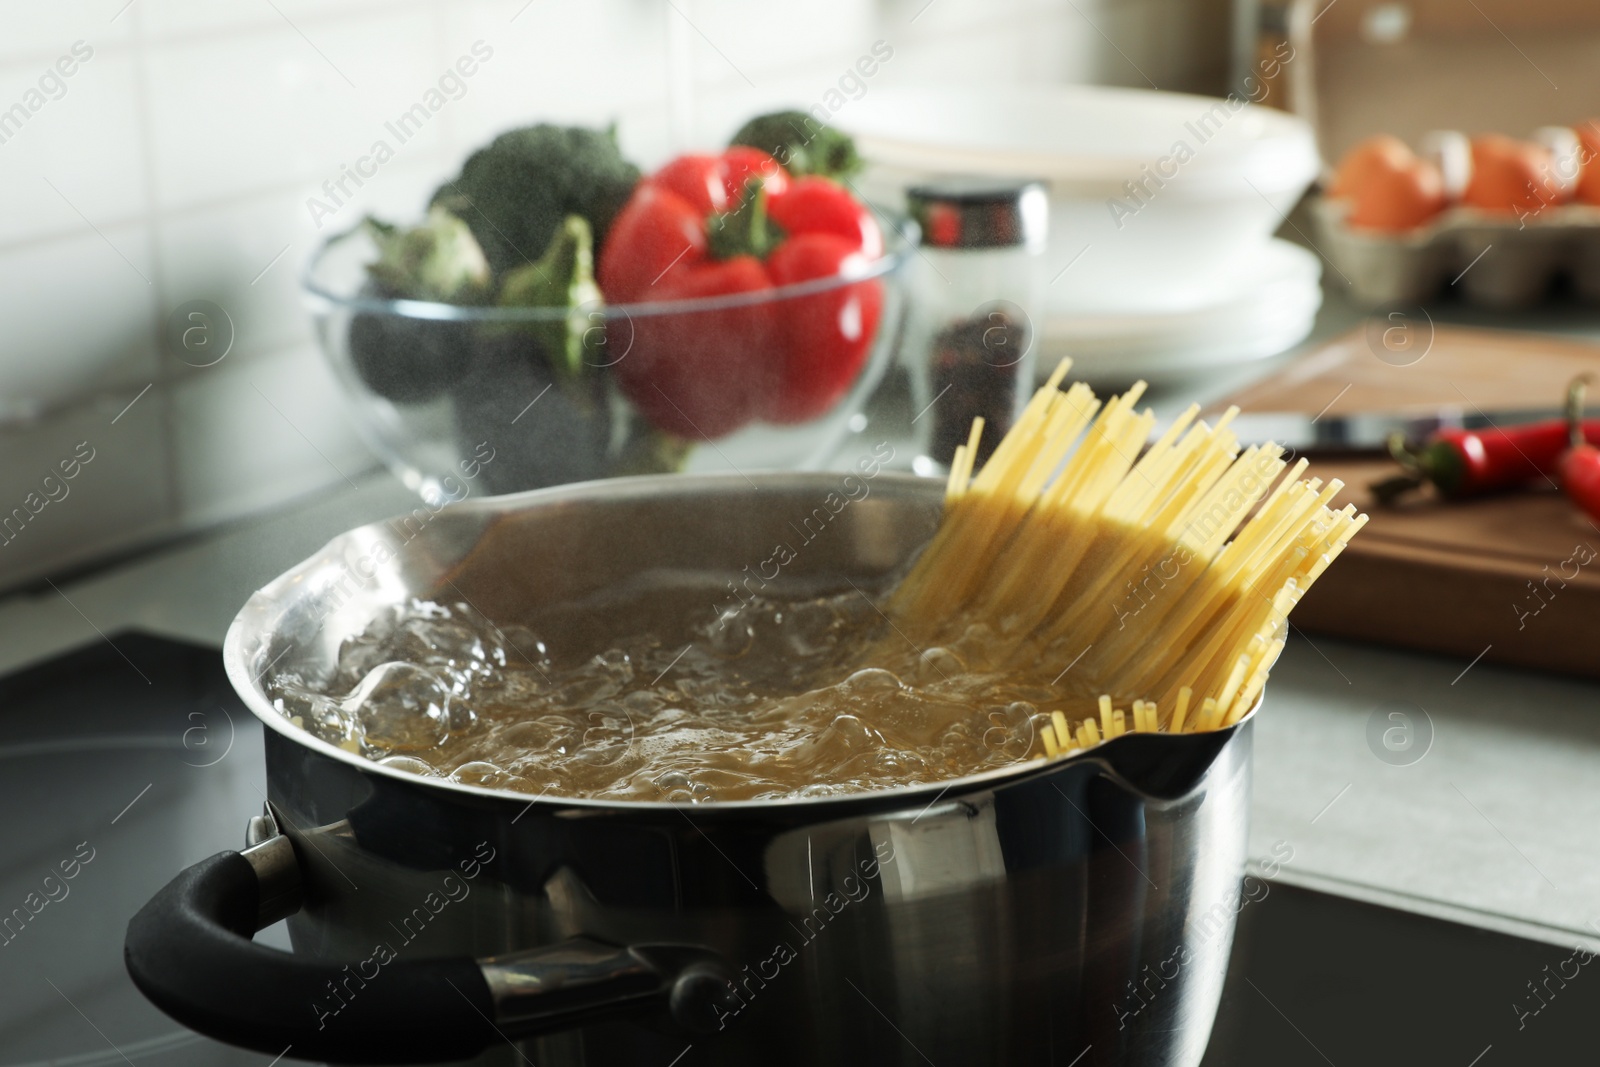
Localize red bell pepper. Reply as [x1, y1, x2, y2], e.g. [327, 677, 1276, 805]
[597, 149, 882, 438]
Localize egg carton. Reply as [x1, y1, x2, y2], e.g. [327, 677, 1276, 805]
[1311, 196, 1600, 309]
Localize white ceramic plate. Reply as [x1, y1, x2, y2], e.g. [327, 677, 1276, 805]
[836, 84, 1321, 317]
[1037, 239, 1324, 383]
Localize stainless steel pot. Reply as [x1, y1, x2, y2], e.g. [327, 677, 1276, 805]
[125, 473, 1255, 1066]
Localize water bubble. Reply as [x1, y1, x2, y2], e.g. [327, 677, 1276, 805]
[940, 719, 977, 745]
[389, 617, 499, 686]
[647, 706, 693, 733]
[708, 615, 754, 658]
[496, 717, 582, 757]
[841, 668, 903, 694]
[872, 748, 927, 776]
[450, 761, 512, 788]
[479, 669, 546, 705]
[334, 634, 394, 691]
[983, 701, 1036, 758]
[410, 599, 453, 620]
[261, 579, 1075, 803]
[957, 622, 1003, 665]
[574, 703, 635, 767]
[345, 662, 452, 754]
[653, 767, 713, 802]
[621, 689, 665, 714]
[377, 754, 438, 777]
[447, 702, 478, 736]
[550, 670, 624, 709]
[778, 600, 837, 656]
[914, 647, 966, 685]
[274, 688, 352, 744]
[825, 713, 880, 751]
[497, 625, 551, 670]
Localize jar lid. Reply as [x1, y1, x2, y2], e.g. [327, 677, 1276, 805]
[906, 178, 1047, 250]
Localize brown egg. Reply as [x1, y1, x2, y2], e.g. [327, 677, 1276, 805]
[1331, 135, 1446, 232]
[1462, 135, 1563, 216]
[1576, 121, 1600, 206]
[1330, 135, 1409, 197]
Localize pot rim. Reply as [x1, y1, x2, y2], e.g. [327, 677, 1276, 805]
[223, 471, 1260, 817]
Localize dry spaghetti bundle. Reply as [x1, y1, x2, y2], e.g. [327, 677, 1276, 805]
[888, 359, 1367, 759]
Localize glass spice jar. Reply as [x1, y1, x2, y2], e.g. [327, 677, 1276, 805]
[905, 178, 1048, 472]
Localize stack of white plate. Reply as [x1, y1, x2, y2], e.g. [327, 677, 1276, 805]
[837, 84, 1324, 383]
[1038, 238, 1322, 382]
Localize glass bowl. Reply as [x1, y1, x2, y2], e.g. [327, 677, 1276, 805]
[303, 220, 914, 502]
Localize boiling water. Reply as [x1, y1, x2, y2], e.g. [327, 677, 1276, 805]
[267, 576, 1102, 802]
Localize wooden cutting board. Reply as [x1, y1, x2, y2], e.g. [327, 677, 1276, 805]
[1212, 325, 1600, 679]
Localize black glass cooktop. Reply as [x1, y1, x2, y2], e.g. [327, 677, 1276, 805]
[1202, 880, 1593, 1065]
[0, 635, 1590, 1066]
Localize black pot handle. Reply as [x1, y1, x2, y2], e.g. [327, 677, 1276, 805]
[125, 832, 736, 1065]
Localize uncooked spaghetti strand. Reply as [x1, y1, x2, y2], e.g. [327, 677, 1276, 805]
[1040, 387, 1146, 511]
[1111, 565, 1243, 693]
[1210, 478, 1321, 580]
[1177, 566, 1305, 700]
[882, 367, 1366, 756]
[1103, 403, 1201, 520]
[1224, 636, 1285, 725]
[901, 389, 1096, 623]
[983, 400, 1155, 628]
[1207, 483, 1327, 600]
[980, 378, 1089, 500]
[940, 398, 1110, 609]
[1063, 441, 1276, 637]
[1017, 385, 1102, 501]
[1228, 481, 1344, 590]
[944, 445, 969, 501]
[1154, 472, 1333, 666]
[1183, 447, 1285, 561]
[1148, 424, 1244, 538]
[1127, 506, 1295, 683]
[1154, 550, 1305, 703]
[892, 424, 997, 621]
[980, 502, 1111, 636]
[954, 417, 985, 495]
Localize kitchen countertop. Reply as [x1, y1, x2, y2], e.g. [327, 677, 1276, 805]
[6, 280, 1600, 951]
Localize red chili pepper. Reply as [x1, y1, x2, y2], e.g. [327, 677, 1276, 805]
[596, 149, 882, 439]
[1559, 376, 1600, 523]
[1374, 418, 1600, 502]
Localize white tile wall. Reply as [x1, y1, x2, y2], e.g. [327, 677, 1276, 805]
[0, 225, 158, 408]
[0, 50, 146, 246]
[0, 0, 1230, 592]
[170, 343, 369, 528]
[0, 1, 132, 63]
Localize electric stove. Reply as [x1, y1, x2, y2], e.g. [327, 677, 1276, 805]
[0, 635, 1589, 1065]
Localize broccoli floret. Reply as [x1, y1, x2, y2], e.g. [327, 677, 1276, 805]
[431, 124, 640, 278]
[730, 110, 862, 181]
[497, 214, 603, 379]
[347, 208, 489, 404]
[364, 207, 491, 303]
